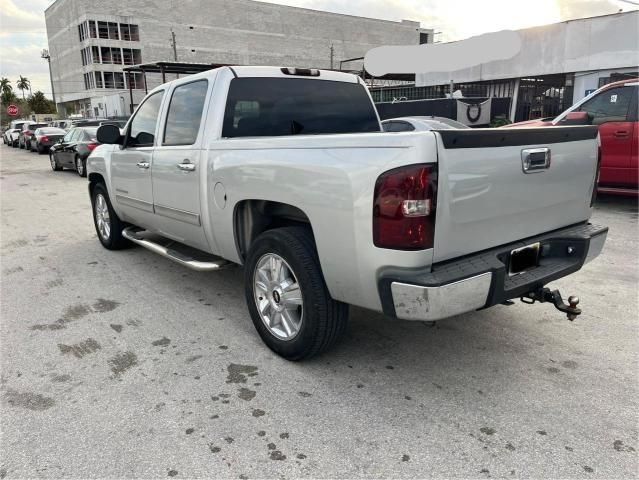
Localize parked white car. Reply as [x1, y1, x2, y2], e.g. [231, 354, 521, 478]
[87, 66, 607, 359]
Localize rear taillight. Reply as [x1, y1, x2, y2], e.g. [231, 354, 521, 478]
[40, 136, 49, 142]
[373, 163, 437, 250]
[87, 142, 98, 151]
[25, 130, 32, 135]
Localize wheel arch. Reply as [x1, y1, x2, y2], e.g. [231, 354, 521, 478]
[233, 199, 314, 262]
[88, 172, 106, 197]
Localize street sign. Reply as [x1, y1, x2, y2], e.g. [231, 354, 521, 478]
[7, 104, 19, 116]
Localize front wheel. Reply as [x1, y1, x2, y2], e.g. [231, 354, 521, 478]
[91, 183, 129, 250]
[49, 152, 62, 171]
[244, 227, 348, 360]
[75, 155, 86, 177]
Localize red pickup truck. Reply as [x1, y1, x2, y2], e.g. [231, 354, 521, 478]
[505, 78, 638, 195]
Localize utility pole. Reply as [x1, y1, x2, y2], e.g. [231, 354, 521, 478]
[41, 49, 57, 113]
[170, 30, 179, 78]
[329, 43, 334, 70]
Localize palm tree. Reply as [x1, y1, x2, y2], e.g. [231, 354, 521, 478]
[0, 78, 12, 97]
[16, 76, 30, 100]
[0, 77, 14, 103]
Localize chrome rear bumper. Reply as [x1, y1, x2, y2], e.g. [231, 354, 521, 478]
[380, 223, 608, 321]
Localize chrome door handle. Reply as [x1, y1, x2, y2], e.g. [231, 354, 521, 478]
[177, 160, 195, 172]
[136, 161, 150, 169]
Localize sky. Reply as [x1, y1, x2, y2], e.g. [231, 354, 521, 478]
[0, 0, 637, 99]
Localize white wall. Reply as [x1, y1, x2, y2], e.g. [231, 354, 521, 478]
[416, 11, 639, 87]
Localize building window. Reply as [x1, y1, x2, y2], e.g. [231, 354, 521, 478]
[88, 20, 97, 38]
[121, 23, 139, 41]
[114, 72, 125, 89]
[112, 48, 123, 65]
[100, 46, 113, 64]
[122, 48, 142, 65]
[78, 21, 91, 41]
[108, 22, 119, 40]
[419, 32, 429, 44]
[92, 46, 100, 63]
[98, 21, 109, 39]
[94, 71, 103, 89]
[104, 72, 114, 89]
[127, 72, 145, 90]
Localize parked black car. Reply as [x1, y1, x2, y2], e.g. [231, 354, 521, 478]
[49, 127, 99, 177]
[18, 122, 48, 149]
[29, 127, 66, 154]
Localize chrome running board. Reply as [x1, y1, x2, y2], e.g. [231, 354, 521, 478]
[122, 227, 231, 272]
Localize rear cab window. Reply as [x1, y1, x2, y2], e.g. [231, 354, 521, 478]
[163, 80, 208, 146]
[222, 77, 380, 138]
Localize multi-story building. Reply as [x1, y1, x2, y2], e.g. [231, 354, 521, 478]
[45, 0, 433, 117]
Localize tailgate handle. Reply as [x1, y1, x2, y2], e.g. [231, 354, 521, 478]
[522, 148, 551, 173]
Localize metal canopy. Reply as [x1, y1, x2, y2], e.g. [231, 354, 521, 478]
[121, 60, 413, 114]
[122, 61, 234, 113]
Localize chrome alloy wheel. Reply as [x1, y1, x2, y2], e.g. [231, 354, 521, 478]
[94, 194, 111, 241]
[253, 253, 303, 340]
[76, 157, 84, 176]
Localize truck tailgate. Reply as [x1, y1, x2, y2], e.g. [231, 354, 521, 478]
[433, 127, 599, 262]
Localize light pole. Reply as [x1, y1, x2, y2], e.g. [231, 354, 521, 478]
[41, 49, 57, 113]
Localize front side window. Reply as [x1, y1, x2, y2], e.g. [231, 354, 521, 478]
[127, 91, 164, 147]
[578, 86, 634, 124]
[222, 77, 380, 137]
[163, 80, 208, 145]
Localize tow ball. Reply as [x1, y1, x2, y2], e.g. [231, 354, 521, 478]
[520, 287, 581, 321]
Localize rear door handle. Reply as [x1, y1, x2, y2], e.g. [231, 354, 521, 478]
[177, 159, 195, 172]
[137, 161, 150, 169]
[614, 130, 630, 138]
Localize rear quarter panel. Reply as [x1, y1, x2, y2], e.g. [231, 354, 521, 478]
[203, 132, 439, 311]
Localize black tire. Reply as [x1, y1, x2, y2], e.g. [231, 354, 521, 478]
[37, 145, 44, 155]
[244, 227, 348, 360]
[91, 183, 129, 250]
[75, 155, 87, 177]
[49, 152, 62, 171]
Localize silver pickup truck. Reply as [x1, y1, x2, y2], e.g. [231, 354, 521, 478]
[88, 66, 607, 360]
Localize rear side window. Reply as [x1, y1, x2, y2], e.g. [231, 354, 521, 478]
[579, 86, 634, 124]
[63, 130, 75, 142]
[163, 80, 208, 145]
[222, 77, 380, 137]
[128, 90, 164, 147]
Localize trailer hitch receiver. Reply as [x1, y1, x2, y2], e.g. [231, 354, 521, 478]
[520, 287, 581, 321]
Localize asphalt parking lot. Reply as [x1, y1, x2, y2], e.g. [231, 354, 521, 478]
[0, 144, 637, 479]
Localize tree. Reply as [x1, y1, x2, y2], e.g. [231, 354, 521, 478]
[27, 91, 56, 114]
[0, 78, 16, 105]
[16, 76, 30, 100]
[1, 78, 11, 97]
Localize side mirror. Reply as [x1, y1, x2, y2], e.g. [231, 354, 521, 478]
[97, 124, 122, 144]
[561, 111, 590, 125]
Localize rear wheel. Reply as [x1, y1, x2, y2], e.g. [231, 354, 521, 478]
[75, 155, 86, 177]
[91, 183, 129, 250]
[244, 227, 348, 360]
[49, 152, 62, 171]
